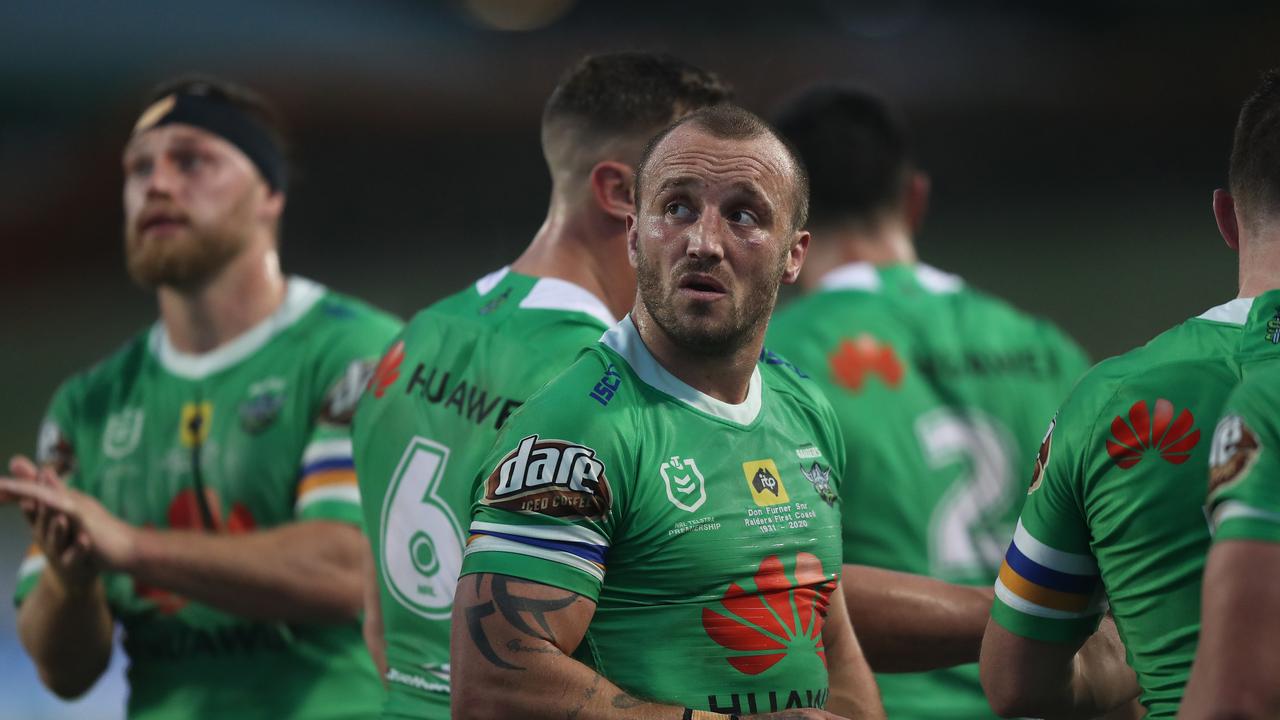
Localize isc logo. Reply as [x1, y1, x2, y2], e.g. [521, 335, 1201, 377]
[484, 434, 612, 519]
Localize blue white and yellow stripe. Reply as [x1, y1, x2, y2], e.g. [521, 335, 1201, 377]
[465, 521, 608, 582]
[296, 437, 360, 514]
[994, 520, 1106, 619]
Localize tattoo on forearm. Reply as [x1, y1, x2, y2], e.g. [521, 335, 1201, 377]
[610, 692, 646, 709]
[464, 574, 581, 671]
[566, 673, 601, 720]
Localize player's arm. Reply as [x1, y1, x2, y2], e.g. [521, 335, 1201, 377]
[0, 466, 365, 623]
[10, 457, 113, 698]
[842, 564, 993, 672]
[980, 614, 1136, 719]
[362, 538, 389, 682]
[823, 580, 886, 719]
[1180, 540, 1280, 720]
[451, 573, 841, 720]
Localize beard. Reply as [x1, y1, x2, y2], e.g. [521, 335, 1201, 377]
[636, 245, 786, 358]
[124, 216, 249, 291]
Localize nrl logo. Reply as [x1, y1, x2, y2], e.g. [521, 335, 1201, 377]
[801, 462, 838, 507]
[660, 456, 707, 513]
[102, 408, 145, 459]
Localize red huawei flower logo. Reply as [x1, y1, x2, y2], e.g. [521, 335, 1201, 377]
[367, 340, 405, 399]
[829, 335, 904, 392]
[138, 489, 257, 614]
[702, 553, 837, 675]
[1106, 398, 1201, 469]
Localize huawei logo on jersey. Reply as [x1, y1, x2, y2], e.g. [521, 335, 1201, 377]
[367, 340, 405, 399]
[137, 489, 257, 614]
[829, 335, 904, 392]
[702, 553, 836, 675]
[1106, 399, 1201, 470]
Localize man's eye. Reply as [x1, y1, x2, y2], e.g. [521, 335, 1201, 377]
[729, 209, 759, 226]
[175, 153, 204, 172]
[665, 202, 693, 220]
[126, 159, 153, 178]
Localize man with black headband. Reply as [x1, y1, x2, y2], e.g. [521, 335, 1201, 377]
[0, 77, 399, 719]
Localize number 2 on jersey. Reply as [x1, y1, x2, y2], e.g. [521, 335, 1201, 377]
[380, 437, 465, 619]
[916, 409, 1017, 580]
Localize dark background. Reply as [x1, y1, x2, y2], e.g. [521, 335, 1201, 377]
[2, 1, 1273, 716]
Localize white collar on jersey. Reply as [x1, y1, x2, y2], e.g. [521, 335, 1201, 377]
[816, 261, 964, 294]
[1196, 296, 1255, 325]
[599, 315, 763, 426]
[475, 265, 616, 328]
[149, 276, 326, 380]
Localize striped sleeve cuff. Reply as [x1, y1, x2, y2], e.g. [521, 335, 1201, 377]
[463, 521, 608, 589]
[13, 545, 45, 607]
[991, 520, 1105, 641]
[296, 437, 361, 522]
[1212, 500, 1280, 543]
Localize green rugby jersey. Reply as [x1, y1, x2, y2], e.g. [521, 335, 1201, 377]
[767, 262, 1088, 719]
[16, 277, 401, 720]
[1208, 360, 1280, 541]
[460, 316, 848, 714]
[352, 267, 615, 718]
[992, 290, 1280, 718]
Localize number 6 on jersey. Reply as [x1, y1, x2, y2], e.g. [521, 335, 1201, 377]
[380, 437, 464, 619]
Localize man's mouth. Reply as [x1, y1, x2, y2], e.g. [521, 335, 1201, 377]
[138, 211, 189, 235]
[677, 272, 728, 301]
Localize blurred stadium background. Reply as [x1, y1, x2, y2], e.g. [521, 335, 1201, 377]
[3, 0, 1277, 716]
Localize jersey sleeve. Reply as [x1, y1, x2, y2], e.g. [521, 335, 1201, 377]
[1207, 377, 1280, 543]
[460, 355, 629, 602]
[990, 401, 1107, 644]
[295, 306, 403, 525]
[16, 380, 82, 606]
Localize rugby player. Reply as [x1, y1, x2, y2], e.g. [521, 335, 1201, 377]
[451, 104, 885, 719]
[0, 77, 400, 719]
[766, 87, 1090, 718]
[978, 70, 1280, 720]
[351, 52, 731, 718]
[1176, 70, 1280, 720]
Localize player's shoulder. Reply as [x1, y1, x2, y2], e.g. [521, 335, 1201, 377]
[298, 279, 403, 342]
[1054, 317, 1239, 442]
[758, 345, 828, 406]
[50, 328, 154, 411]
[407, 269, 609, 348]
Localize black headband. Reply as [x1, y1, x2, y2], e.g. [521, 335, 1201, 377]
[132, 91, 287, 191]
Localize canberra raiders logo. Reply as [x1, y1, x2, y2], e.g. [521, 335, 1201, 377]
[660, 456, 707, 513]
[801, 462, 837, 507]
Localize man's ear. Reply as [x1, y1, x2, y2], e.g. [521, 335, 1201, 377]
[1213, 188, 1241, 252]
[590, 161, 635, 222]
[626, 214, 640, 268]
[905, 171, 930, 235]
[781, 230, 811, 285]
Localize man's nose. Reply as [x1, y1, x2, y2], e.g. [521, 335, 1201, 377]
[685, 213, 725, 261]
[145, 157, 180, 197]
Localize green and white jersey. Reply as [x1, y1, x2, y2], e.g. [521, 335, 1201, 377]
[459, 317, 847, 715]
[767, 262, 1088, 719]
[992, 290, 1280, 718]
[16, 277, 401, 720]
[352, 267, 614, 719]
[1207, 361, 1280, 542]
